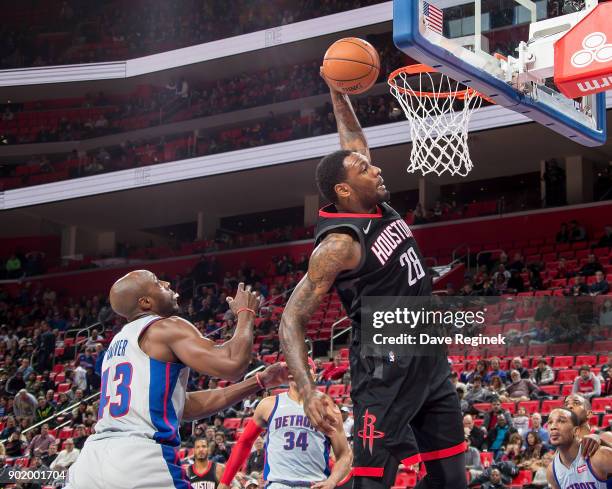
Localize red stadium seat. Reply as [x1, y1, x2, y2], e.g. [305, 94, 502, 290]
[561, 384, 574, 396]
[541, 400, 563, 415]
[575, 355, 597, 366]
[501, 402, 516, 414]
[52, 364, 65, 373]
[327, 385, 346, 399]
[518, 400, 540, 414]
[601, 414, 612, 428]
[480, 451, 494, 468]
[339, 348, 349, 360]
[552, 356, 574, 369]
[591, 398, 612, 413]
[59, 427, 73, 439]
[556, 370, 578, 383]
[539, 385, 560, 396]
[223, 418, 242, 430]
[262, 354, 278, 364]
[512, 470, 533, 485]
[57, 382, 70, 393]
[472, 403, 492, 412]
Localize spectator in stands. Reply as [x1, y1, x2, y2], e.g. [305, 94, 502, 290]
[41, 441, 59, 468]
[320, 354, 349, 382]
[464, 414, 486, 450]
[493, 273, 508, 294]
[531, 358, 554, 385]
[28, 423, 56, 457]
[5, 254, 22, 279]
[213, 432, 231, 462]
[463, 359, 489, 384]
[483, 398, 513, 432]
[509, 253, 525, 272]
[508, 357, 529, 379]
[512, 406, 530, 438]
[72, 425, 88, 450]
[465, 375, 492, 409]
[246, 436, 265, 474]
[484, 358, 507, 385]
[554, 257, 573, 279]
[556, 222, 570, 243]
[94, 343, 105, 375]
[502, 370, 540, 402]
[341, 406, 354, 441]
[580, 254, 604, 276]
[17, 358, 34, 382]
[55, 393, 70, 413]
[78, 347, 96, 369]
[569, 220, 586, 242]
[572, 365, 601, 400]
[34, 395, 54, 423]
[543, 160, 565, 207]
[567, 274, 589, 296]
[50, 437, 79, 472]
[486, 416, 517, 460]
[529, 413, 550, 445]
[5, 428, 25, 457]
[0, 416, 17, 439]
[13, 388, 37, 422]
[589, 270, 609, 296]
[488, 375, 508, 400]
[597, 226, 612, 248]
[506, 270, 524, 293]
[465, 436, 483, 475]
[528, 269, 543, 291]
[500, 432, 523, 464]
[601, 350, 612, 395]
[520, 431, 543, 465]
[73, 362, 87, 391]
[85, 329, 104, 347]
[35, 322, 56, 372]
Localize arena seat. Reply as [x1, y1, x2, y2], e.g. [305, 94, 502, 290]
[561, 384, 574, 396]
[223, 418, 242, 430]
[575, 355, 597, 366]
[501, 402, 517, 414]
[556, 370, 578, 383]
[541, 399, 563, 415]
[327, 385, 346, 399]
[600, 414, 612, 428]
[518, 400, 540, 414]
[591, 398, 612, 414]
[480, 451, 493, 467]
[552, 356, 573, 369]
[512, 470, 533, 485]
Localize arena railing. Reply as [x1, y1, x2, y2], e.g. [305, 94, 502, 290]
[329, 317, 351, 356]
[475, 249, 506, 273]
[452, 243, 472, 271]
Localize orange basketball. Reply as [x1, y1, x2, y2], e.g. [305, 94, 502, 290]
[322, 38, 380, 95]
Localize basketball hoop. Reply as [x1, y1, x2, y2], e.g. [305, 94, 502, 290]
[388, 64, 489, 177]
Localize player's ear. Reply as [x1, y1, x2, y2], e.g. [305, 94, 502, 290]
[138, 295, 153, 311]
[334, 182, 351, 200]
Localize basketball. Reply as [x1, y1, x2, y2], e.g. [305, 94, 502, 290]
[322, 37, 380, 95]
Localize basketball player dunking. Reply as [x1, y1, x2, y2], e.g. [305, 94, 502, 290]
[187, 437, 224, 489]
[279, 78, 466, 489]
[218, 358, 352, 489]
[547, 408, 612, 489]
[66, 271, 288, 489]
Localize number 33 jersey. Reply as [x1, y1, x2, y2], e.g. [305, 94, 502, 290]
[315, 202, 431, 328]
[92, 315, 190, 447]
[264, 392, 331, 485]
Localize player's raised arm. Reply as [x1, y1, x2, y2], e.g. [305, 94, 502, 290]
[589, 446, 612, 481]
[143, 283, 259, 380]
[312, 413, 353, 489]
[279, 233, 360, 434]
[322, 70, 371, 161]
[182, 362, 288, 421]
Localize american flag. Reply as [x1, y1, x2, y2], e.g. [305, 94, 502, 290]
[423, 1, 443, 35]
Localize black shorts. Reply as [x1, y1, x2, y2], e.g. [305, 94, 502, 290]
[350, 352, 465, 485]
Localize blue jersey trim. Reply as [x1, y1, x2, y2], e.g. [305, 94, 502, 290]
[552, 455, 562, 489]
[263, 395, 280, 481]
[149, 358, 183, 446]
[161, 444, 190, 489]
[586, 457, 607, 483]
[323, 438, 331, 477]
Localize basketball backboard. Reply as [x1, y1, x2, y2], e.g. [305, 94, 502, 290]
[393, 0, 607, 146]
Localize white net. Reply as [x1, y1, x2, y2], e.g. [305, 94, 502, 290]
[388, 67, 484, 177]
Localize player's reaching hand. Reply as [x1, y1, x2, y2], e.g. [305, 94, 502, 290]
[259, 362, 289, 388]
[304, 390, 340, 436]
[580, 433, 602, 458]
[227, 282, 260, 316]
[311, 479, 337, 489]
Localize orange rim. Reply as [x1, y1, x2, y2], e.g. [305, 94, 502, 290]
[388, 64, 491, 102]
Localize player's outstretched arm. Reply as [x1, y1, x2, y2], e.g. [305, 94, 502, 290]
[321, 69, 371, 161]
[279, 233, 360, 435]
[182, 363, 288, 421]
[590, 446, 612, 480]
[218, 396, 277, 489]
[143, 283, 258, 380]
[312, 413, 353, 489]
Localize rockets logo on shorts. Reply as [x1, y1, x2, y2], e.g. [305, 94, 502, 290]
[357, 409, 385, 454]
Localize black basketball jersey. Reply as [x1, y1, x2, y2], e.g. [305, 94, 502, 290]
[315, 202, 431, 328]
[187, 461, 218, 489]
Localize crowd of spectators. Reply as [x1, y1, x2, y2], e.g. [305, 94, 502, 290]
[0, 0, 385, 69]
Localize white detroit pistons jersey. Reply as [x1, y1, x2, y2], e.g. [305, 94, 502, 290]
[552, 445, 608, 489]
[264, 392, 331, 485]
[92, 315, 190, 446]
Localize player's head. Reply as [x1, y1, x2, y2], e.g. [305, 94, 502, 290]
[564, 393, 592, 425]
[193, 437, 208, 461]
[548, 408, 580, 448]
[109, 269, 179, 320]
[316, 150, 389, 211]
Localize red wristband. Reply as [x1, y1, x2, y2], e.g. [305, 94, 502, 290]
[236, 307, 256, 316]
[255, 372, 265, 390]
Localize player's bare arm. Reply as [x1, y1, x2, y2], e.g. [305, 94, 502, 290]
[215, 463, 225, 483]
[589, 446, 612, 480]
[141, 283, 259, 380]
[279, 232, 360, 435]
[328, 88, 371, 161]
[546, 464, 562, 489]
[182, 363, 288, 421]
[312, 413, 353, 489]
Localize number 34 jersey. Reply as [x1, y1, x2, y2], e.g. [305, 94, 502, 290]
[315, 202, 431, 329]
[92, 315, 190, 447]
[264, 392, 331, 485]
